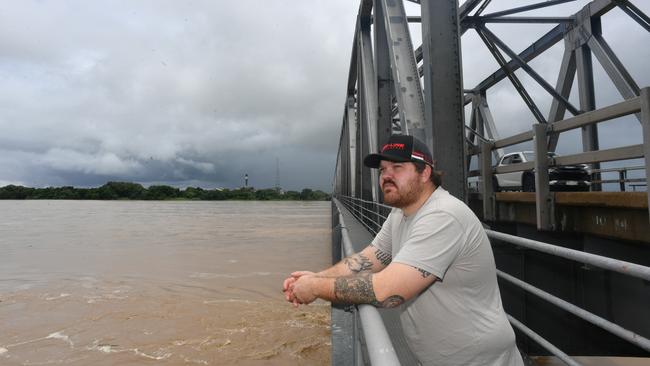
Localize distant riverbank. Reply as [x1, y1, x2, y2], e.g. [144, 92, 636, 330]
[0, 182, 330, 201]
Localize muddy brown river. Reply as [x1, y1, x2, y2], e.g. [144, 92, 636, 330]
[0, 200, 331, 365]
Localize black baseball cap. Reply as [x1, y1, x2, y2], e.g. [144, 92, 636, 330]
[364, 135, 433, 168]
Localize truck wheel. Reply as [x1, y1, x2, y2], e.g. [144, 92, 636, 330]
[522, 174, 535, 192]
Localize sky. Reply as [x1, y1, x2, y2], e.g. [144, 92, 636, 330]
[0, 1, 648, 192]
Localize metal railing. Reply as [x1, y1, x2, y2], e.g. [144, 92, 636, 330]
[336, 194, 650, 365]
[332, 198, 401, 366]
[467, 88, 650, 229]
[590, 165, 646, 191]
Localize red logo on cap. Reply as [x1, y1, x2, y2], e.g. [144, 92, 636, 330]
[382, 143, 405, 152]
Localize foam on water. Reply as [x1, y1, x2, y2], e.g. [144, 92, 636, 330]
[46, 331, 74, 348]
[133, 348, 172, 360]
[0, 347, 8, 355]
[183, 356, 209, 365]
[84, 293, 128, 304]
[87, 340, 172, 361]
[45, 293, 70, 301]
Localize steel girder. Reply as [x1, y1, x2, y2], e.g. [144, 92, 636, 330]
[547, 45, 577, 151]
[357, 19, 379, 203]
[378, 0, 426, 141]
[421, 0, 467, 201]
[333, 0, 649, 202]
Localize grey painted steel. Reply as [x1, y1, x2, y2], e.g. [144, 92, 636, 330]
[497, 270, 650, 352]
[331, 204, 357, 366]
[472, 16, 575, 24]
[357, 307, 401, 366]
[475, 26, 547, 124]
[421, 0, 467, 201]
[491, 96, 640, 150]
[588, 32, 640, 100]
[476, 94, 504, 159]
[471, 0, 615, 94]
[495, 131, 535, 149]
[547, 45, 576, 151]
[479, 25, 581, 116]
[358, 20, 379, 202]
[473, 0, 492, 16]
[481, 0, 578, 18]
[374, 0, 394, 153]
[466, 96, 478, 164]
[587, 30, 642, 122]
[640, 88, 650, 221]
[472, 23, 566, 93]
[616, 0, 650, 32]
[549, 97, 640, 133]
[348, 98, 358, 197]
[379, 0, 426, 140]
[333, 198, 401, 366]
[553, 144, 644, 165]
[490, 145, 642, 174]
[506, 315, 581, 366]
[481, 140, 496, 221]
[575, 13, 601, 190]
[487, 230, 650, 282]
[533, 124, 553, 230]
[458, 0, 483, 20]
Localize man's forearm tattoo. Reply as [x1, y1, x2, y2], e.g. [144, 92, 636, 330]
[334, 274, 405, 308]
[343, 253, 373, 273]
[374, 247, 392, 266]
[416, 267, 432, 278]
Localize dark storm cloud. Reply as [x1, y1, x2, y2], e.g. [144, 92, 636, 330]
[0, 1, 648, 191]
[0, 0, 356, 191]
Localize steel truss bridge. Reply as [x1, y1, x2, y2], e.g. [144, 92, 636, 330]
[330, 0, 650, 365]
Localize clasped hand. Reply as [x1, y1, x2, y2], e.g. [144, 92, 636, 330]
[282, 271, 316, 307]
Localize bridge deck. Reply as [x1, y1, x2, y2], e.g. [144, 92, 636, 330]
[469, 192, 649, 243]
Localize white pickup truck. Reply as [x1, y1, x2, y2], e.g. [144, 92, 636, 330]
[494, 151, 591, 192]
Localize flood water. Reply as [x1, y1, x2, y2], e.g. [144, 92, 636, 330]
[0, 200, 332, 365]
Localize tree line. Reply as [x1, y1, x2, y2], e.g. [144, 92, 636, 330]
[0, 182, 330, 201]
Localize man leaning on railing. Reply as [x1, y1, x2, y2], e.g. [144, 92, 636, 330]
[282, 135, 524, 366]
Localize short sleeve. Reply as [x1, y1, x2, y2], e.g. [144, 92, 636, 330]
[371, 210, 395, 254]
[393, 211, 464, 280]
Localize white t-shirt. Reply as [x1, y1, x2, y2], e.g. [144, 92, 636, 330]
[372, 187, 524, 366]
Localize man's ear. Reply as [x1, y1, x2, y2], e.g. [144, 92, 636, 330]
[421, 165, 432, 183]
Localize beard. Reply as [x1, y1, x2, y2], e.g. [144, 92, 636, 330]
[382, 175, 424, 208]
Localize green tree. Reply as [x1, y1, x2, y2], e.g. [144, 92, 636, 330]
[283, 190, 300, 200]
[255, 188, 281, 200]
[183, 187, 204, 200]
[103, 182, 146, 199]
[230, 187, 255, 200]
[0, 185, 35, 199]
[146, 185, 180, 200]
[202, 189, 226, 200]
[300, 188, 314, 200]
